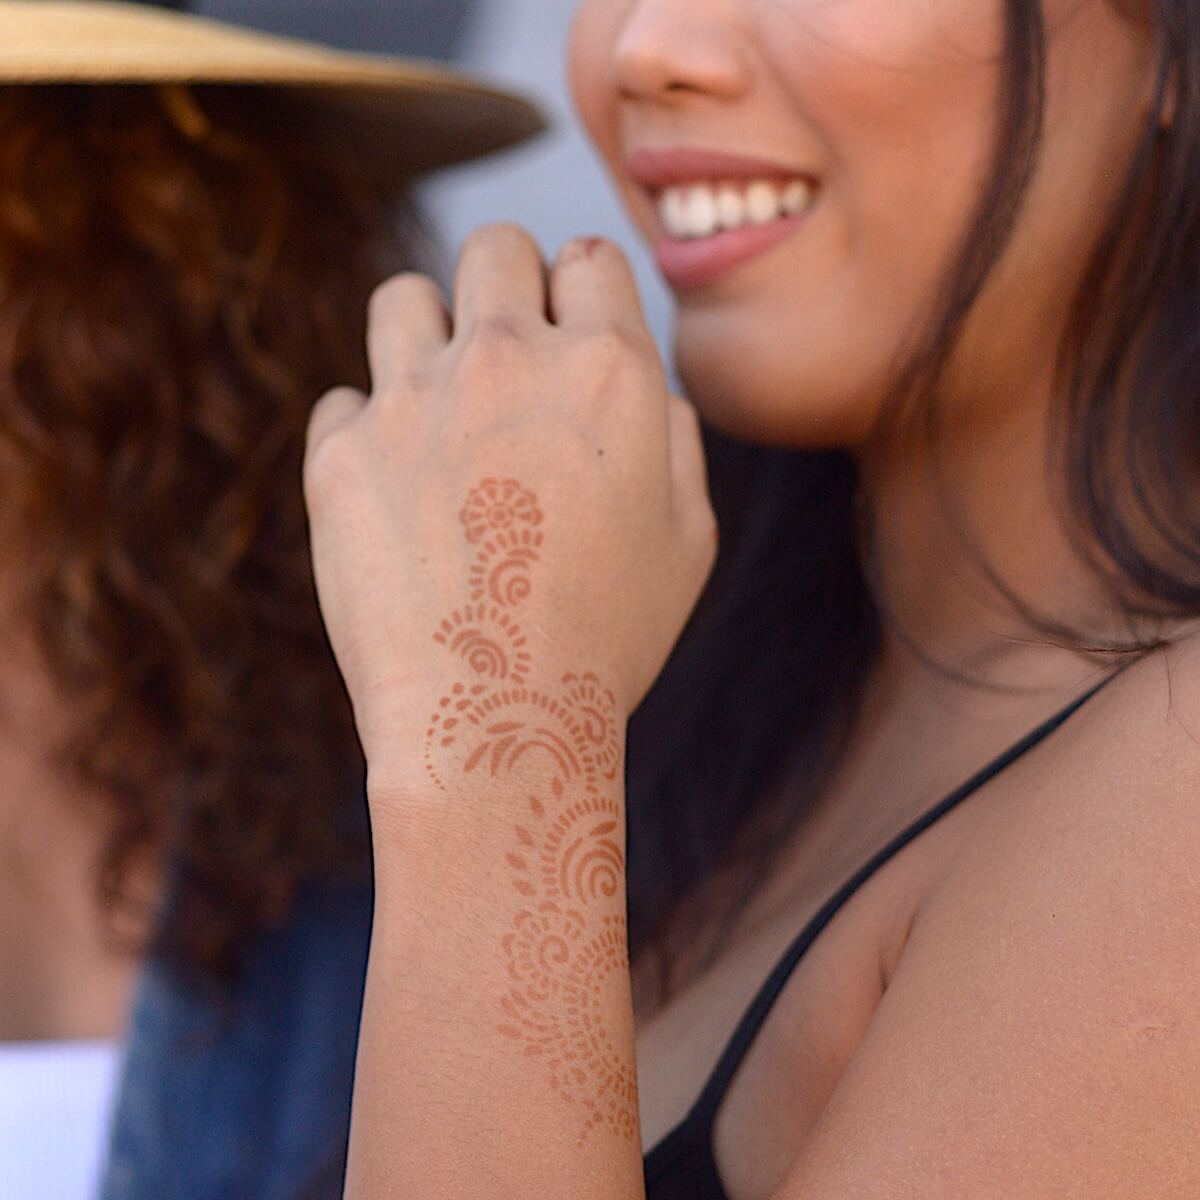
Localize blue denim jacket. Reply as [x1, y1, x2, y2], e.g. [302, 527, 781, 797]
[99, 879, 374, 1200]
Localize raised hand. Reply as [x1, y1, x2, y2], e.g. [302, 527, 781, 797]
[302, 227, 716, 1192]
[302, 225, 716, 800]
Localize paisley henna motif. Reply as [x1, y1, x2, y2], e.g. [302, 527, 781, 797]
[425, 478, 636, 1145]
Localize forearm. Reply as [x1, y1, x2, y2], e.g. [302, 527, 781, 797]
[345, 779, 645, 1200]
[301, 228, 714, 1197]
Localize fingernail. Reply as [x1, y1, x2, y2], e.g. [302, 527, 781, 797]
[562, 236, 605, 262]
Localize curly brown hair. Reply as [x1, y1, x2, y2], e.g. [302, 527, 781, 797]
[0, 84, 426, 981]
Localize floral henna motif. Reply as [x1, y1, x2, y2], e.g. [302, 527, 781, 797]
[500, 901, 586, 1002]
[431, 687, 617, 795]
[425, 479, 636, 1145]
[460, 477, 543, 544]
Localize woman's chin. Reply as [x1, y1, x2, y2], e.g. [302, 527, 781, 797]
[676, 351, 882, 451]
[672, 311, 886, 451]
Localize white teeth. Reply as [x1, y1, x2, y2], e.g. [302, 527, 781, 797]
[661, 188, 690, 238]
[744, 181, 779, 225]
[656, 177, 815, 240]
[715, 185, 745, 231]
[683, 184, 718, 238]
[781, 179, 812, 215]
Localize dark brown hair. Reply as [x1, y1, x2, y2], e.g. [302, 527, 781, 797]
[0, 84, 426, 980]
[626, 0, 1198, 1010]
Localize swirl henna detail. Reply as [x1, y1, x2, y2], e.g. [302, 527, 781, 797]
[469, 529, 544, 607]
[424, 479, 637, 1146]
[432, 604, 533, 684]
[560, 672, 622, 783]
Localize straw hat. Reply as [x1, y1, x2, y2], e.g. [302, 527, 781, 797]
[0, 0, 547, 171]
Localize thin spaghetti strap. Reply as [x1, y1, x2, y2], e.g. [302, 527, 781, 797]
[682, 665, 1127, 1137]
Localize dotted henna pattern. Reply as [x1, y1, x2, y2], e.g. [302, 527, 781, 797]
[424, 478, 637, 1147]
[560, 672, 622, 783]
[468, 528, 544, 606]
[432, 604, 533, 684]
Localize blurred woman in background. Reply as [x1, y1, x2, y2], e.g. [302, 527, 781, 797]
[0, 2, 540, 1197]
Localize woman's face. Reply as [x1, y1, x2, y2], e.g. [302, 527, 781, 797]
[569, 0, 1160, 446]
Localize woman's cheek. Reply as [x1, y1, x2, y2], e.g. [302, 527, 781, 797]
[567, 2, 620, 161]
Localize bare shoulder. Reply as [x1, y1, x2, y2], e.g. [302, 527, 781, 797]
[771, 644, 1200, 1197]
[940, 633, 1200, 987]
[1026, 633, 1200, 842]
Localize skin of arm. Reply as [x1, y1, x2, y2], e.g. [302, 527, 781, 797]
[350, 713, 642, 1198]
[303, 224, 715, 1199]
[347, 476, 644, 1198]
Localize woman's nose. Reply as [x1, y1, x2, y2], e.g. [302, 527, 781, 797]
[613, 0, 753, 104]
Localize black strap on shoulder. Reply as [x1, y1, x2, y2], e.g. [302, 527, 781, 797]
[683, 664, 1127, 1137]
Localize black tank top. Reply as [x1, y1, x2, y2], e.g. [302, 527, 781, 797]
[641, 671, 1120, 1199]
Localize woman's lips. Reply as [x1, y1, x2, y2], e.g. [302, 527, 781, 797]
[625, 146, 818, 290]
[653, 211, 812, 291]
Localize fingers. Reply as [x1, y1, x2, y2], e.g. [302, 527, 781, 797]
[453, 223, 547, 333]
[366, 273, 450, 393]
[306, 385, 366, 460]
[548, 236, 648, 340]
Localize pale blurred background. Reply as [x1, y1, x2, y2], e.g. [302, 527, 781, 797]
[196, 0, 676, 358]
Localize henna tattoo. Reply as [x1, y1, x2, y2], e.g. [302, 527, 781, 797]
[424, 477, 636, 1147]
[432, 604, 533, 683]
[468, 528, 543, 606]
[560, 672, 622, 783]
[460, 477, 543, 543]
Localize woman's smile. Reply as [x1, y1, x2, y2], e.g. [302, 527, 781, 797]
[624, 146, 819, 289]
[569, 0, 1160, 444]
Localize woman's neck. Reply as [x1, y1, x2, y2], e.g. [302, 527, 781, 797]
[861, 376, 1143, 693]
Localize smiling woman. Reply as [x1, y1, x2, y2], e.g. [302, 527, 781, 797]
[305, 0, 1200, 1198]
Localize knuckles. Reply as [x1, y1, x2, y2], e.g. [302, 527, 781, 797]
[302, 422, 364, 506]
[459, 221, 541, 266]
[450, 314, 531, 388]
[561, 324, 661, 411]
[368, 272, 442, 326]
[574, 321, 651, 370]
[448, 317, 655, 402]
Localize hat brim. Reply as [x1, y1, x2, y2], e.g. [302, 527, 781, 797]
[0, 1, 547, 171]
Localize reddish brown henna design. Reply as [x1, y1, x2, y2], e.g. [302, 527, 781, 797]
[500, 900, 586, 1001]
[425, 479, 637, 1145]
[468, 528, 543, 606]
[496, 906, 638, 1147]
[432, 686, 618, 796]
[432, 603, 533, 684]
[423, 681, 489, 791]
[460, 477, 543, 544]
[490, 759, 636, 1147]
[560, 672, 622, 783]
[505, 777, 623, 905]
